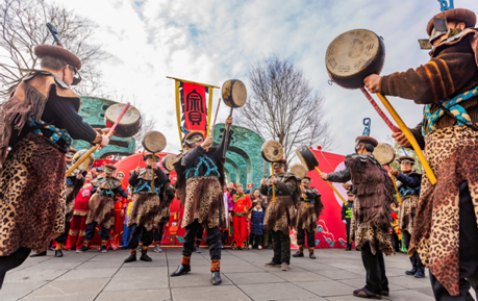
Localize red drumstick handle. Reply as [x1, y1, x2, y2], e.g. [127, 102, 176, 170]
[360, 88, 399, 133]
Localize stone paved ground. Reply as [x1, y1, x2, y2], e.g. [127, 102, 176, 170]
[0, 248, 443, 301]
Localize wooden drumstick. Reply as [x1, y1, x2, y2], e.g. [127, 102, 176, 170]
[271, 164, 276, 203]
[360, 88, 400, 133]
[222, 107, 234, 158]
[66, 103, 130, 176]
[314, 167, 348, 206]
[150, 154, 156, 194]
[390, 173, 402, 206]
[375, 92, 437, 185]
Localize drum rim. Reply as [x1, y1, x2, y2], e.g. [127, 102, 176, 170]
[295, 146, 319, 171]
[105, 103, 141, 124]
[325, 28, 385, 88]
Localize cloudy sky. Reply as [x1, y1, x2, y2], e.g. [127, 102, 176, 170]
[53, 0, 475, 155]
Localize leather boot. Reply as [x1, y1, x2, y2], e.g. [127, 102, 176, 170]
[211, 259, 222, 285]
[293, 245, 304, 257]
[308, 247, 316, 259]
[54, 243, 64, 258]
[100, 240, 107, 253]
[76, 240, 90, 253]
[170, 255, 191, 277]
[124, 249, 137, 263]
[140, 246, 152, 262]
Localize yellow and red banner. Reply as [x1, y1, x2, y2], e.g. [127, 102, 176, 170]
[167, 76, 219, 147]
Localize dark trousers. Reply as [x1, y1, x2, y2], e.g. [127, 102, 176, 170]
[430, 182, 478, 301]
[196, 224, 204, 246]
[296, 228, 315, 248]
[402, 230, 424, 273]
[271, 230, 291, 265]
[0, 247, 30, 289]
[391, 231, 401, 252]
[55, 221, 70, 244]
[182, 219, 221, 260]
[361, 242, 389, 295]
[127, 224, 154, 249]
[85, 222, 109, 242]
[345, 218, 352, 248]
[249, 234, 263, 247]
[154, 223, 165, 244]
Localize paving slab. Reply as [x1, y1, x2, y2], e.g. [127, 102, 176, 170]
[238, 282, 318, 300]
[0, 248, 449, 300]
[95, 289, 171, 301]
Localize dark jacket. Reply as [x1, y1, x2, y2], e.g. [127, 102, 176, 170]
[250, 208, 265, 236]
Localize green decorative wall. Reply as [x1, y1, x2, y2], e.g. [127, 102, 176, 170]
[213, 124, 270, 190]
[71, 97, 136, 158]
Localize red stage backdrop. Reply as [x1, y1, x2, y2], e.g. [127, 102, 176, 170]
[180, 82, 208, 134]
[114, 149, 349, 248]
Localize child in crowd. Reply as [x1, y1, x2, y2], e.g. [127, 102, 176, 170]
[249, 201, 265, 249]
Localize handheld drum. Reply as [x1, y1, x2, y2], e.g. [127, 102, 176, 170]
[261, 140, 284, 163]
[373, 143, 402, 205]
[72, 149, 95, 173]
[162, 154, 177, 172]
[295, 145, 348, 205]
[373, 143, 395, 166]
[221, 79, 247, 158]
[289, 163, 307, 179]
[66, 102, 135, 177]
[142, 131, 167, 193]
[326, 29, 436, 185]
[261, 140, 284, 203]
[105, 103, 142, 138]
[142, 131, 167, 153]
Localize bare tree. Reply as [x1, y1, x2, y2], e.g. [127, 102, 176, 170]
[0, 0, 108, 97]
[239, 56, 333, 162]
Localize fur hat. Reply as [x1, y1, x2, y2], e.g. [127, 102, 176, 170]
[427, 8, 476, 36]
[34, 45, 81, 70]
[397, 156, 415, 164]
[101, 164, 117, 175]
[355, 136, 378, 147]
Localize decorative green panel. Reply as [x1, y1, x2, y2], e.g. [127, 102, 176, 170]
[71, 97, 136, 158]
[213, 124, 270, 191]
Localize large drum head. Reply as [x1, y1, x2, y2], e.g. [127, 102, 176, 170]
[222, 79, 247, 108]
[73, 149, 95, 171]
[261, 140, 284, 162]
[295, 145, 318, 171]
[162, 155, 177, 172]
[373, 143, 395, 166]
[290, 163, 307, 179]
[142, 131, 167, 153]
[105, 103, 142, 137]
[326, 29, 385, 89]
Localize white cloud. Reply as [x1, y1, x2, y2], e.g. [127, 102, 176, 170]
[52, 0, 476, 155]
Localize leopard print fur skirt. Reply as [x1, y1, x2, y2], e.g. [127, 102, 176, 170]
[0, 133, 66, 256]
[181, 176, 224, 229]
[410, 126, 478, 296]
[399, 194, 419, 234]
[128, 193, 160, 231]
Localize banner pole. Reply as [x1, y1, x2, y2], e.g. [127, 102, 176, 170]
[207, 87, 214, 137]
[175, 80, 183, 150]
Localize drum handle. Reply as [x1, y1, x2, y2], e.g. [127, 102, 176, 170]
[222, 107, 234, 159]
[314, 167, 348, 206]
[66, 103, 131, 177]
[360, 88, 400, 132]
[150, 154, 156, 194]
[262, 160, 266, 178]
[301, 184, 308, 208]
[271, 164, 276, 203]
[375, 93, 437, 185]
[390, 174, 402, 206]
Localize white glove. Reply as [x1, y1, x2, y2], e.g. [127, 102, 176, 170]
[100, 135, 109, 147]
